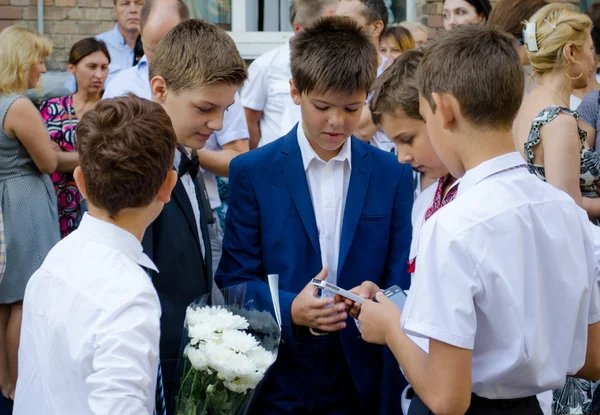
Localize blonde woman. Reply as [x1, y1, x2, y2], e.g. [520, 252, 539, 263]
[0, 25, 59, 400]
[513, 5, 599, 413]
[398, 21, 429, 47]
[380, 26, 415, 63]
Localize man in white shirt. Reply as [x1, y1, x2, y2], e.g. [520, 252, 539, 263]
[356, 25, 600, 415]
[15, 96, 179, 414]
[64, 0, 143, 92]
[103, 0, 249, 275]
[241, 0, 337, 148]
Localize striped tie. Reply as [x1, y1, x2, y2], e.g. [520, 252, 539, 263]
[155, 361, 167, 415]
[144, 267, 167, 415]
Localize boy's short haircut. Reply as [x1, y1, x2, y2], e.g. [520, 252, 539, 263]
[149, 19, 248, 93]
[294, 0, 338, 26]
[340, 0, 389, 27]
[76, 95, 177, 218]
[290, 16, 378, 96]
[417, 24, 524, 130]
[370, 49, 424, 125]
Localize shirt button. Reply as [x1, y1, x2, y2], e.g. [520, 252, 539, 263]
[326, 202, 333, 208]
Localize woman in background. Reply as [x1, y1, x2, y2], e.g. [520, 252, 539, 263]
[380, 26, 415, 63]
[0, 25, 59, 401]
[443, 0, 491, 31]
[398, 21, 428, 48]
[40, 38, 109, 238]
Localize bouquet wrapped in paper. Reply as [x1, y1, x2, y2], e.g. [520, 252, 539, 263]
[176, 281, 281, 415]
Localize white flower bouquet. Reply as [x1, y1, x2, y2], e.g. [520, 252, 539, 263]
[176, 283, 281, 415]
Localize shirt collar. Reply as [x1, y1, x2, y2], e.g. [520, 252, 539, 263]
[137, 55, 148, 69]
[297, 123, 352, 171]
[173, 147, 192, 171]
[458, 152, 527, 196]
[111, 24, 127, 46]
[77, 213, 158, 272]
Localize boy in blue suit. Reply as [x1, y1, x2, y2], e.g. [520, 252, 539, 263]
[216, 17, 413, 414]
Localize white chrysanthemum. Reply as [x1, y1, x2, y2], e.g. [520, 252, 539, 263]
[223, 372, 262, 394]
[188, 323, 221, 345]
[185, 306, 249, 332]
[221, 330, 259, 353]
[204, 341, 255, 381]
[186, 345, 209, 371]
[246, 347, 276, 373]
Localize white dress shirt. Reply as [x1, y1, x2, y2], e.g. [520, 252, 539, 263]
[15, 214, 161, 415]
[103, 55, 249, 211]
[240, 42, 292, 147]
[297, 123, 351, 288]
[174, 150, 205, 259]
[401, 152, 600, 400]
[96, 24, 136, 87]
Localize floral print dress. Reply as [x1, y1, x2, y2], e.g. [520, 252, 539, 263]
[40, 95, 82, 238]
[524, 106, 600, 414]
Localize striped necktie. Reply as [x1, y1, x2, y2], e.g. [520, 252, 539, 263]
[144, 268, 167, 415]
[155, 363, 167, 415]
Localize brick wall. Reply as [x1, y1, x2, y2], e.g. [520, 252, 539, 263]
[0, 0, 116, 70]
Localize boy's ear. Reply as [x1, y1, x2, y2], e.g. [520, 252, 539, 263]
[150, 76, 168, 104]
[371, 20, 384, 41]
[157, 170, 178, 204]
[73, 167, 87, 200]
[290, 79, 302, 105]
[432, 92, 457, 131]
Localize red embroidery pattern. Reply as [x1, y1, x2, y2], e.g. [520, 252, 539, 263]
[408, 176, 458, 274]
[424, 176, 459, 222]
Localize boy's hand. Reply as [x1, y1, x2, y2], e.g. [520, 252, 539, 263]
[358, 292, 401, 345]
[291, 267, 348, 332]
[337, 281, 381, 318]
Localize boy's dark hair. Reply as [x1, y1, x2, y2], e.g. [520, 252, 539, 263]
[417, 24, 524, 130]
[76, 95, 177, 218]
[354, 0, 389, 27]
[370, 49, 424, 125]
[68, 38, 111, 66]
[150, 19, 247, 93]
[290, 16, 378, 96]
[487, 0, 549, 39]
[140, 0, 190, 33]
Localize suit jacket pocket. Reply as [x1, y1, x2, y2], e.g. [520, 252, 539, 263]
[359, 215, 385, 222]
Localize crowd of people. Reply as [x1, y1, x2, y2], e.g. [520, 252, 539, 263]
[1, 0, 600, 414]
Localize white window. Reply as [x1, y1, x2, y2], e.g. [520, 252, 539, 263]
[186, 0, 417, 60]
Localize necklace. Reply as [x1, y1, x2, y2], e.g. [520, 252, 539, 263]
[539, 83, 570, 108]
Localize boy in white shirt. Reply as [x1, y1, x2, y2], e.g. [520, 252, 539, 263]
[355, 25, 600, 415]
[14, 96, 178, 415]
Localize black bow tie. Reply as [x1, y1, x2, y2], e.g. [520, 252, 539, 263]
[178, 152, 200, 179]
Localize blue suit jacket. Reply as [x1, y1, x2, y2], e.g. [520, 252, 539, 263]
[216, 126, 413, 412]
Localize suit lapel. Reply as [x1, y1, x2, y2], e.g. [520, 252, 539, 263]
[338, 138, 371, 276]
[280, 127, 321, 258]
[171, 177, 202, 252]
